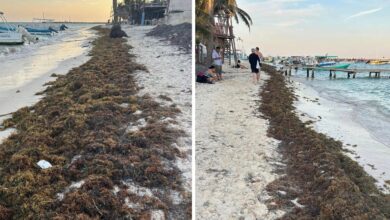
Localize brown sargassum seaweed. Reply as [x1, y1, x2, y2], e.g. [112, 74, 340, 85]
[0, 27, 191, 219]
[260, 68, 390, 219]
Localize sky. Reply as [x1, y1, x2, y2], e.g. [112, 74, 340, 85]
[0, 0, 112, 22]
[234, 0, 390, 58]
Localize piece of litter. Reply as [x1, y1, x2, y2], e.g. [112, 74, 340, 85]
[120, 103, 129, 108]
[134, 110, 143, 115]
[37, 160, 52, 169]
[291, 198, 305, 208]
[150, 210, 165, 220]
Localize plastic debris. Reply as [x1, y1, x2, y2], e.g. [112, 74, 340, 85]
[37, 160, 52, 169]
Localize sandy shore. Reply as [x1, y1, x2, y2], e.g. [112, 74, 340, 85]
[0, 27, 191, 219]
[292, 80, 390, 193]
[259, 64, 390, 219]
[0, 27, 95, 143]
[123, 25, 192, 195]
[196, 65, 284, 219]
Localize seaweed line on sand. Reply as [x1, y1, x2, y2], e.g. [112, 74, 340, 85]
[0, 26, 190, 219]
[260, 64, 390, 219]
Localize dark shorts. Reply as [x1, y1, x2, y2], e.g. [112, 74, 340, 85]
[215, 65, 222, 75]
[196, 75, 209, 83]
[251, 67, 259, 73]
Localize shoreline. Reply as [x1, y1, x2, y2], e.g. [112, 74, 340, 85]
[291, 79, 390, 192]
[260, 64, 390, 219]
[0, 27, 191, 219]
[0, 26, 95, 143]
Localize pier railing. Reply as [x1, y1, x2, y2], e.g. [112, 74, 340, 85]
[277, 64, 390, 79]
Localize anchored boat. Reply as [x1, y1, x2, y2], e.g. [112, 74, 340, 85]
[315, 55, 350, 70]
[367, 59, 390, 65]
[0, 11, 24, 45]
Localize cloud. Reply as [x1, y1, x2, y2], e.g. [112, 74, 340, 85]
[345, 7, 383, 20]
[276, 20, 303, 27]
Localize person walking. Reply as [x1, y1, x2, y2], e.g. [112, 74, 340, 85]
[212, 46, 223, 80]
[249, 48, 261, 84]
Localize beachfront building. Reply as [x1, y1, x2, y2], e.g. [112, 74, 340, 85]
[165, 0, 192, 25]
[122, 0, 168, 25]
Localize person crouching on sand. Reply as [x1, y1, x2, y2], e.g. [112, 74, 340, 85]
[212, 46, 223, 80]
[196, 66, 217, 84]
[249, 48, 261, 84]
[234, 60, 248, 69]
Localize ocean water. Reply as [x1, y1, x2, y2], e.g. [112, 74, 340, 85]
[0, 23, 96, 117]
[0, 23, 96, 56]
[291, 63, 390, 191]
[293, 63, 390, 146]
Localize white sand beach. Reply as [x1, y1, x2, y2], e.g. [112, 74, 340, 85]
[123, 25, 192, 194]
[196, 66, 284, 219]
[0, 25, 96, 143]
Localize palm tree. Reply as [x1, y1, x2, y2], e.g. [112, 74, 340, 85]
[196, 0, 252, 64]
[213, 0, 252, 29]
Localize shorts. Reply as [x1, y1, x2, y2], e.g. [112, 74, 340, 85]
[215, 65, 222, 75]
[196, 75, 208, 83]
[251, 67, 259, 73]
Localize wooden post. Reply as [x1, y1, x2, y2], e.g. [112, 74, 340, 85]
[378, 72, 381, 78]
[289, 68, 292, 76]
[369, 72, 372, 78]
[353, 72, 356, 78]
[311, 69, 314, 78]
[333, 72, 336, 78]
[307, 69, 310, 78]
[329, 70, 332, 78]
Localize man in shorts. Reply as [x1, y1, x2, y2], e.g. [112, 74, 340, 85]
[248, 48, 261, 84]
[212, 46, 223, 80]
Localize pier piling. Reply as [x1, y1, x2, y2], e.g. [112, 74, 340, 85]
[302, 66, 388, 79]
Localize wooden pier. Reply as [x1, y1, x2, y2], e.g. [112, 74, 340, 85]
[281, 65, 390, 79]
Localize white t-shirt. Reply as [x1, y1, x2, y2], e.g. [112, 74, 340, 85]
[212, 49, 222, 66]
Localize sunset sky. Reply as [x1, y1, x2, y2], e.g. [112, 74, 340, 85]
[1, 0, 112, 22]
[234, 0, 390, 58]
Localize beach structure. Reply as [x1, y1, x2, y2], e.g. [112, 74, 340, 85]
[281, 64, 390, 79]
[214, 13, 238, 65]
[122, 0, 168, 25]
[0, 11, 24, 45]
[165, 0, 192, 25]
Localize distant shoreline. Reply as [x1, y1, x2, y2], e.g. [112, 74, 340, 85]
[7, 21, 106, 24]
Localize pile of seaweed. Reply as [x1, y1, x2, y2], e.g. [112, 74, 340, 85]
[146, 23, 192, 52]
[0, 27, 191, 219]
[260, 67, 390, 219]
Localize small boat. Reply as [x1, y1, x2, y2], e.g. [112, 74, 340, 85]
[317, 61, 336, 67]
[24, 26, 57, 35]
[0, 11, 24, 45]
[317, 63, 351, 71]
[367, 60, 390, 65]
[329, 63, 351, 69]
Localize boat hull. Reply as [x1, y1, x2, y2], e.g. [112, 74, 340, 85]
[317, 64, 351, 71]
[317, 62, 336, 67]
[0, 32, 24, 45]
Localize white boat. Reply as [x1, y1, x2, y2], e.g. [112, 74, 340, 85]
[0, 11, 24, 45]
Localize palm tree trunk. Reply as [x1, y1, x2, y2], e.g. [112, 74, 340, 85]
[206, 0, 215, 65]
[113, 0, 119, 23]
